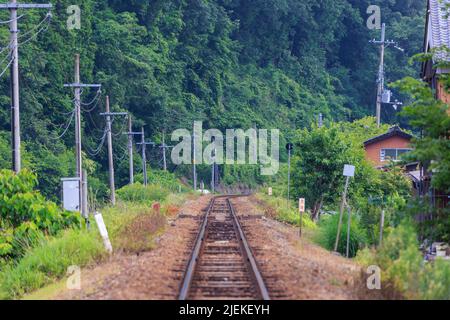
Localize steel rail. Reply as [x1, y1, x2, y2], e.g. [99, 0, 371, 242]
[178, 197, 216, 300]
[178, 195, 269, 300]
[226, 198, 270, 300]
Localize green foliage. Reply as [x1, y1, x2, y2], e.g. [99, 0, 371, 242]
[257, 193, 316, 230]
[315, 213, 368, 258]
[393, 77, 450, 192]
[356, 220, 450, 300]
[116, 183, 169, 204]
[0, 1, 425, 196]
[0, 169, 80, 259]
[0, 229, 105, 299]
[291, 117, 411, 223]
[147, 170, 182, 190]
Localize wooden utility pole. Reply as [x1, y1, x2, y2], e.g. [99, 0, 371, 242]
[141, 127, 147, 186]
[99, 96, 127, 206]
[370, 23, 403, 127]
[128, 116, 134, 183]
[106, 96, 115, 205]
[286, 143, 294, 206]
[64, 54, 101, 217]
[376, 23, 386, 128]
[123, 116, 142, 185]
[0, 1, 52, 172]
[192, 122, 197, 190]
[211, 137, 216, 193]
[136, 127, 155, 186]
[159, 133, 173, 171]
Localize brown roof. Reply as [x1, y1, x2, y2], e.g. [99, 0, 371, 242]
[363, 126, 413, 147]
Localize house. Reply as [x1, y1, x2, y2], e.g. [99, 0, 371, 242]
[363, 126, 413, 168]
[420, 0, 450, 210]
[422, 0, 450, 108]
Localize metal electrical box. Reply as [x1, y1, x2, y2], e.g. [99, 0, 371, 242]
[61, 178, 80, 212]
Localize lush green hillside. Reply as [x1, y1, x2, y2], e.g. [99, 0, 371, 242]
[0, 0, 425, 200]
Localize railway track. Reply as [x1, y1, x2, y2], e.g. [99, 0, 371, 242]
[179, 196, 270, 300]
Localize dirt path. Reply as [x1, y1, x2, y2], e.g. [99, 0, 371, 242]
[55, 195, 370, 300]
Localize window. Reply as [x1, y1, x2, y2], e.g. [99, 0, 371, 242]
[380, 148, 412, 162]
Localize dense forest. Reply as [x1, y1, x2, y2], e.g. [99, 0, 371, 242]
[0, 0, 426, 200]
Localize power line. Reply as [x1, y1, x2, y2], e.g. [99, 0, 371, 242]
[85, 127, 107, 157]
[80, 88, 101, 106]
[49, 109, 76, 140]
[0, 13, 25, 24]
[18, 11, 50, 40]
[0, 57, 12, 78]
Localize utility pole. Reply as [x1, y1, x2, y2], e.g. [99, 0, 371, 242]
[128, 116, 134, 184]
[99, 96, 127, 206]
[0, 1, 52, 172]
[136, 127, 155, 186]
[375, 23, 386, 128]
[64, 54, 101, 218]
[123, 116, 142, 185]
[211, 137, 216, 193]
[370, 23, 404, 128]
[192, 122, 197, 191]
[286, 143, 294, 206]
[159, 133, 173, 171]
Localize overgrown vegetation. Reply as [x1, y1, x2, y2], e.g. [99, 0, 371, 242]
[0, 169, 80, 260]
[315, 214, 368, 258]
[356, 221, 450, 300]
[0, 169, 191, 300]
[0, 1, 426, 194]
[0, 229, 105, 300]
[256, 193, 316, 231]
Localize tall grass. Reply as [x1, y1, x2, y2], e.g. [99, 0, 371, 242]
[116, 183, 169, 203]
[0, 229, 105, 299]
[256, 194, 316, 230]
[0, 187, 193, 300]
[356, 221, 450, 300]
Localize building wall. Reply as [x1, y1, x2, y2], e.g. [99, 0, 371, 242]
[436, 79, 450, 114]
[365, 136, 411, 167]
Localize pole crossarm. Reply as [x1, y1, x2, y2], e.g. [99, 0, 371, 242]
[64, 83, 102, 88]
[123, 131, 143, 136]
[0, 3, 52, 9]
[100, 112, 128, 117]
[137, 141, 156, 146]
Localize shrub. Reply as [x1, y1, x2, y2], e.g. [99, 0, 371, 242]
[316, 213, 367, 258]
[134, 170, 187, 192]
[116, 183, 169, 203]
[0, 169, 80, 259]
[356, 220, 450, 300]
